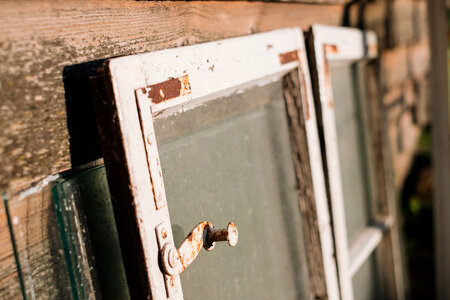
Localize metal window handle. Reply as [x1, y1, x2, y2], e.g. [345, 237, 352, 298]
[157, 222, 238, 276]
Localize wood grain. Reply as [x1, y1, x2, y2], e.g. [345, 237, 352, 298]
[0, 7, 345, 296]
[0, 0, 344, 192]
[0, 186, 72, 299]
[283, 71, 328, 299]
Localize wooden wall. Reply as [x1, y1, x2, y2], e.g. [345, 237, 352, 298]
[0, 0, 343, 192]
[0, 1, 344, 297]
[0, 0, 431, 298]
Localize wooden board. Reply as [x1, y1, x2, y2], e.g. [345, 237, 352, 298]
[283, 71, 339, 300]
[0, 0, 344, 192]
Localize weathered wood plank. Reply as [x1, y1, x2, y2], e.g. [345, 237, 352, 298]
[283, 71, 328, 299]
[0, 2, 345, 298]
[0, 0, 344, 192]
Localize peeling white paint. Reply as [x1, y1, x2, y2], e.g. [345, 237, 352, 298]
[17, 174, 60, 201]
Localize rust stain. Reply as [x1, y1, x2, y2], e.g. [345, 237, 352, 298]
[161, 228, 168, 239]
[145, 75, 191, 104]
[324, 44, 338, 54]
[368, 43, 378, 54]
[177, 222, 208, 272]
[279, 50, 299, 65]
[323, 47, 334, 108]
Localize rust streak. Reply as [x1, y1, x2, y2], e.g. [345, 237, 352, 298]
[323, 47, 334, 108]
[279, 50, 299, 65]
[146, 75, 191, 104]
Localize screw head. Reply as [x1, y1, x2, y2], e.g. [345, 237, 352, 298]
[227, 222, 238, 247]
[161, 243, 181, 276]
[168, 248, 178, 268]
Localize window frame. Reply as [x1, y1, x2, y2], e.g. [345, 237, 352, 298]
[93, 28, 339, 299]
[307, 24, 405, 300]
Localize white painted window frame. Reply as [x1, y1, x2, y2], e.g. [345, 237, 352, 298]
[308, 24, 404, 300]
[94, 28, 340, 299]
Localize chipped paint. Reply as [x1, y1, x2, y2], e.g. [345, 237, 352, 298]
[16, 174, 60, 201]
[279, 50, 299, 65]
[144, 75, 191, 104]
[136, 90, 168, 210]
[324, 44, 338, 54]
[299, 66, 311, 120]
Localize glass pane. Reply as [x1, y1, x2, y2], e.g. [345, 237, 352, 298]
[329, 63, 381, 299]
[330, 63, 375, 242]
[2, 175, 102, 300]
[53, 167, 129, 300]
[353, 251, 381, 300]
[154, 81, 310, 300]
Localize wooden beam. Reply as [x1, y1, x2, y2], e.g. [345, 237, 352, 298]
[0, 0, 344, 192]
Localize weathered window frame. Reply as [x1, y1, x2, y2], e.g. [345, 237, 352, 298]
[307, 24, 405, 300]
[93, 28, 340, 299]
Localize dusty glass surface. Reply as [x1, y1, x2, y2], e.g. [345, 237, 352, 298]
[51, 167, 129, 300]
[330, 63, 381, 299]
[330, 63, 376, 241]
[57, 167, 130, 300]
[154, 81, 310, 300]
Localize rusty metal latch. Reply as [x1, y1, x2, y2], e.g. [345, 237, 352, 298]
[156, 222, 238, 276]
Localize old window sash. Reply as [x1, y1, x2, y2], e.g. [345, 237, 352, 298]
[307, 24, 405, 300]
[93, 28, 340, 299]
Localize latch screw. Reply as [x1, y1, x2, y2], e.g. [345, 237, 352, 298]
[205, 222, 238, 250]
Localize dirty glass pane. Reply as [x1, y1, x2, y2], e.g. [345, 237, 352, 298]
[352, 251, 381, 300]
[329, 63, 381, 299]
[2, 173, 106, 300]
[330, 63, 375, 241]
[3, 165, 129, 300]
[52, 167, 130, 300]
[51, 177, 101, 300]
[2, 185, 76, 300]
[154, 81, 311, 300]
